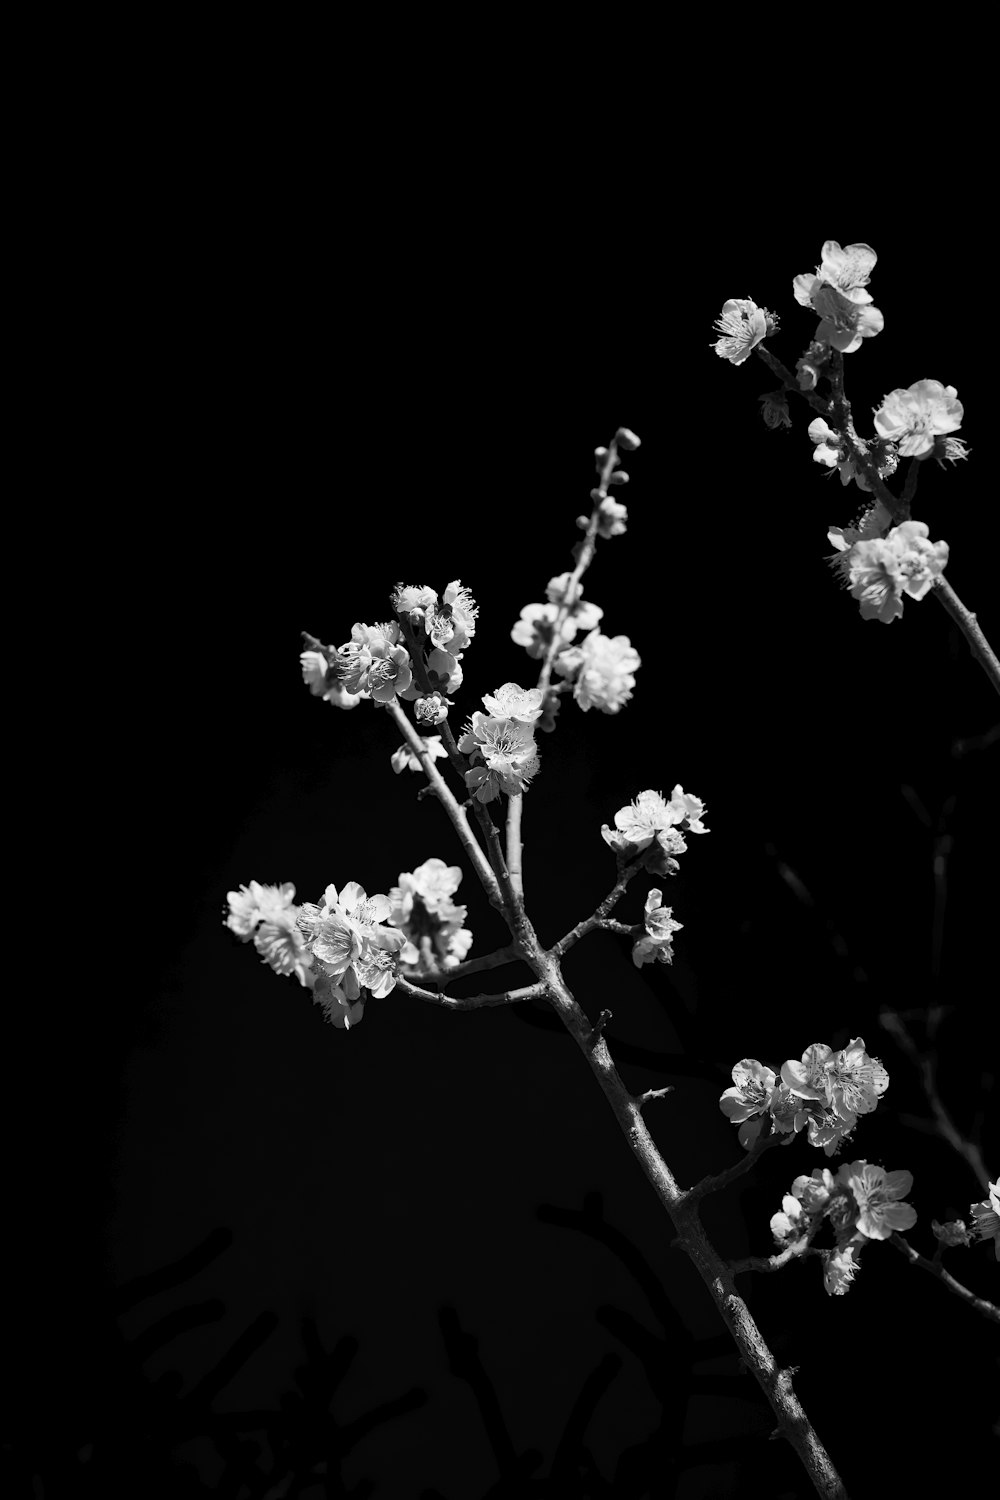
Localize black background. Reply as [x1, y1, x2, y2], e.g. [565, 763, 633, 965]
[11, 91, 998, 1500]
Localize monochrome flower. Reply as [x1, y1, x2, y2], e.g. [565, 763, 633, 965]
[874, 380, 964, 459]
[969, 1181, 1000, 1259]
[391, 735, 448, 774]
[632, 889, 682, 967]
[481, 682, 545, 723]
[823, 1241, 862, 1296]
[842, 520, 949, 623]
[711, 297, 770, 365]
[836, 1161, 917, 1240]
[720, 1060, 777, 1125]
[225, 881, 298, 939]
[254, 909, 314, 989]
[556, 629, 640, 714]
[793, 241, 878, 308]
[459, 712, 540, 802]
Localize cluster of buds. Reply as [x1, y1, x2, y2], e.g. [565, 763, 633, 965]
[602, 787, 709, 966]
[386, 857, 473, 974]
[720, 1038, 889, 1155]
[769, 1160, 916, 1296]
[458, 682, 543, 803]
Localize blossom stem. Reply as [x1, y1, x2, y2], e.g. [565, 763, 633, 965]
[549, 854, 648, 957]
[730, 1237, 824, 1277]
[826, 350, 909, 523]
[889, 1234, 1000, 1325]
[407, 944, 523, 987]
[901, 457, 922, 506]
[531, 958, 847, 1498]
[879, 1005, 992, 1191]
[384, 700, 504, 911]
[754, 346, 832, 416]
[536, 436, 619, 698]
[505, 792, 524, 902]
[931, 576, 1000, 699]
[685, 1130, 787, 1202]
[393, 975, 547, 1011]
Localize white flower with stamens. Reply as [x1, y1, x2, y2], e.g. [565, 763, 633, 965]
[711, 298, 769, 365]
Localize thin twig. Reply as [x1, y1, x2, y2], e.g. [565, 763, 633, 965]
[550, 854, 648, 957]
[393, 975, 548, 1011]
[535, 438, 619, 698]
[889, 1233, 1000, 1325]
[932, 575, 1000, 699]
[407, 945, 523, 988]
[384, 700, 503, 911]
[685, 1130, 787, 1202]
[879, 1006, 991, 1192]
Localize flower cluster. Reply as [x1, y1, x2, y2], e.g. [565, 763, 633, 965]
[720, 1038, 889, 1155]
[711, 297, 774, 366]
[387, 579, 480, 704]
[554, 628, 641, 714]
[511, 574, 604, 661]
[294, 881, 407, 1029]
[632, 889, 683, 967]
[793, 240, 884, 353]
[225, 881, 314, 989]
[300, 623, 416, 708]
[602, 786, 708, 876]
[768, 1159, 916, 1296]
[807, 417, 899, 492]
[873, 379, 964, 460]
[386, 857, 473, 973]
[969, 1181, 1000, 1259]
[300, 638, 364, 709]
[828, 519, 949, 624]
[458, 683, 542, 803]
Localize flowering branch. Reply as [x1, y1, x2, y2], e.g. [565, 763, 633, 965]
[384, 699, 504, 911]
[550, 853, 648, 957]
[535, 435, 625, 697]
[393, 974, 548, 1012]
[889, 1234, 1000, 1325]
[932, 576, 1000, 698]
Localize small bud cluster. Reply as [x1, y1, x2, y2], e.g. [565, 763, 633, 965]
[720, 1039, 889, 1156]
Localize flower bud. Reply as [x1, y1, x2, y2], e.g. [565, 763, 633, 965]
[931, 1218, 971, 1247]
[615, 427, 641, 451]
